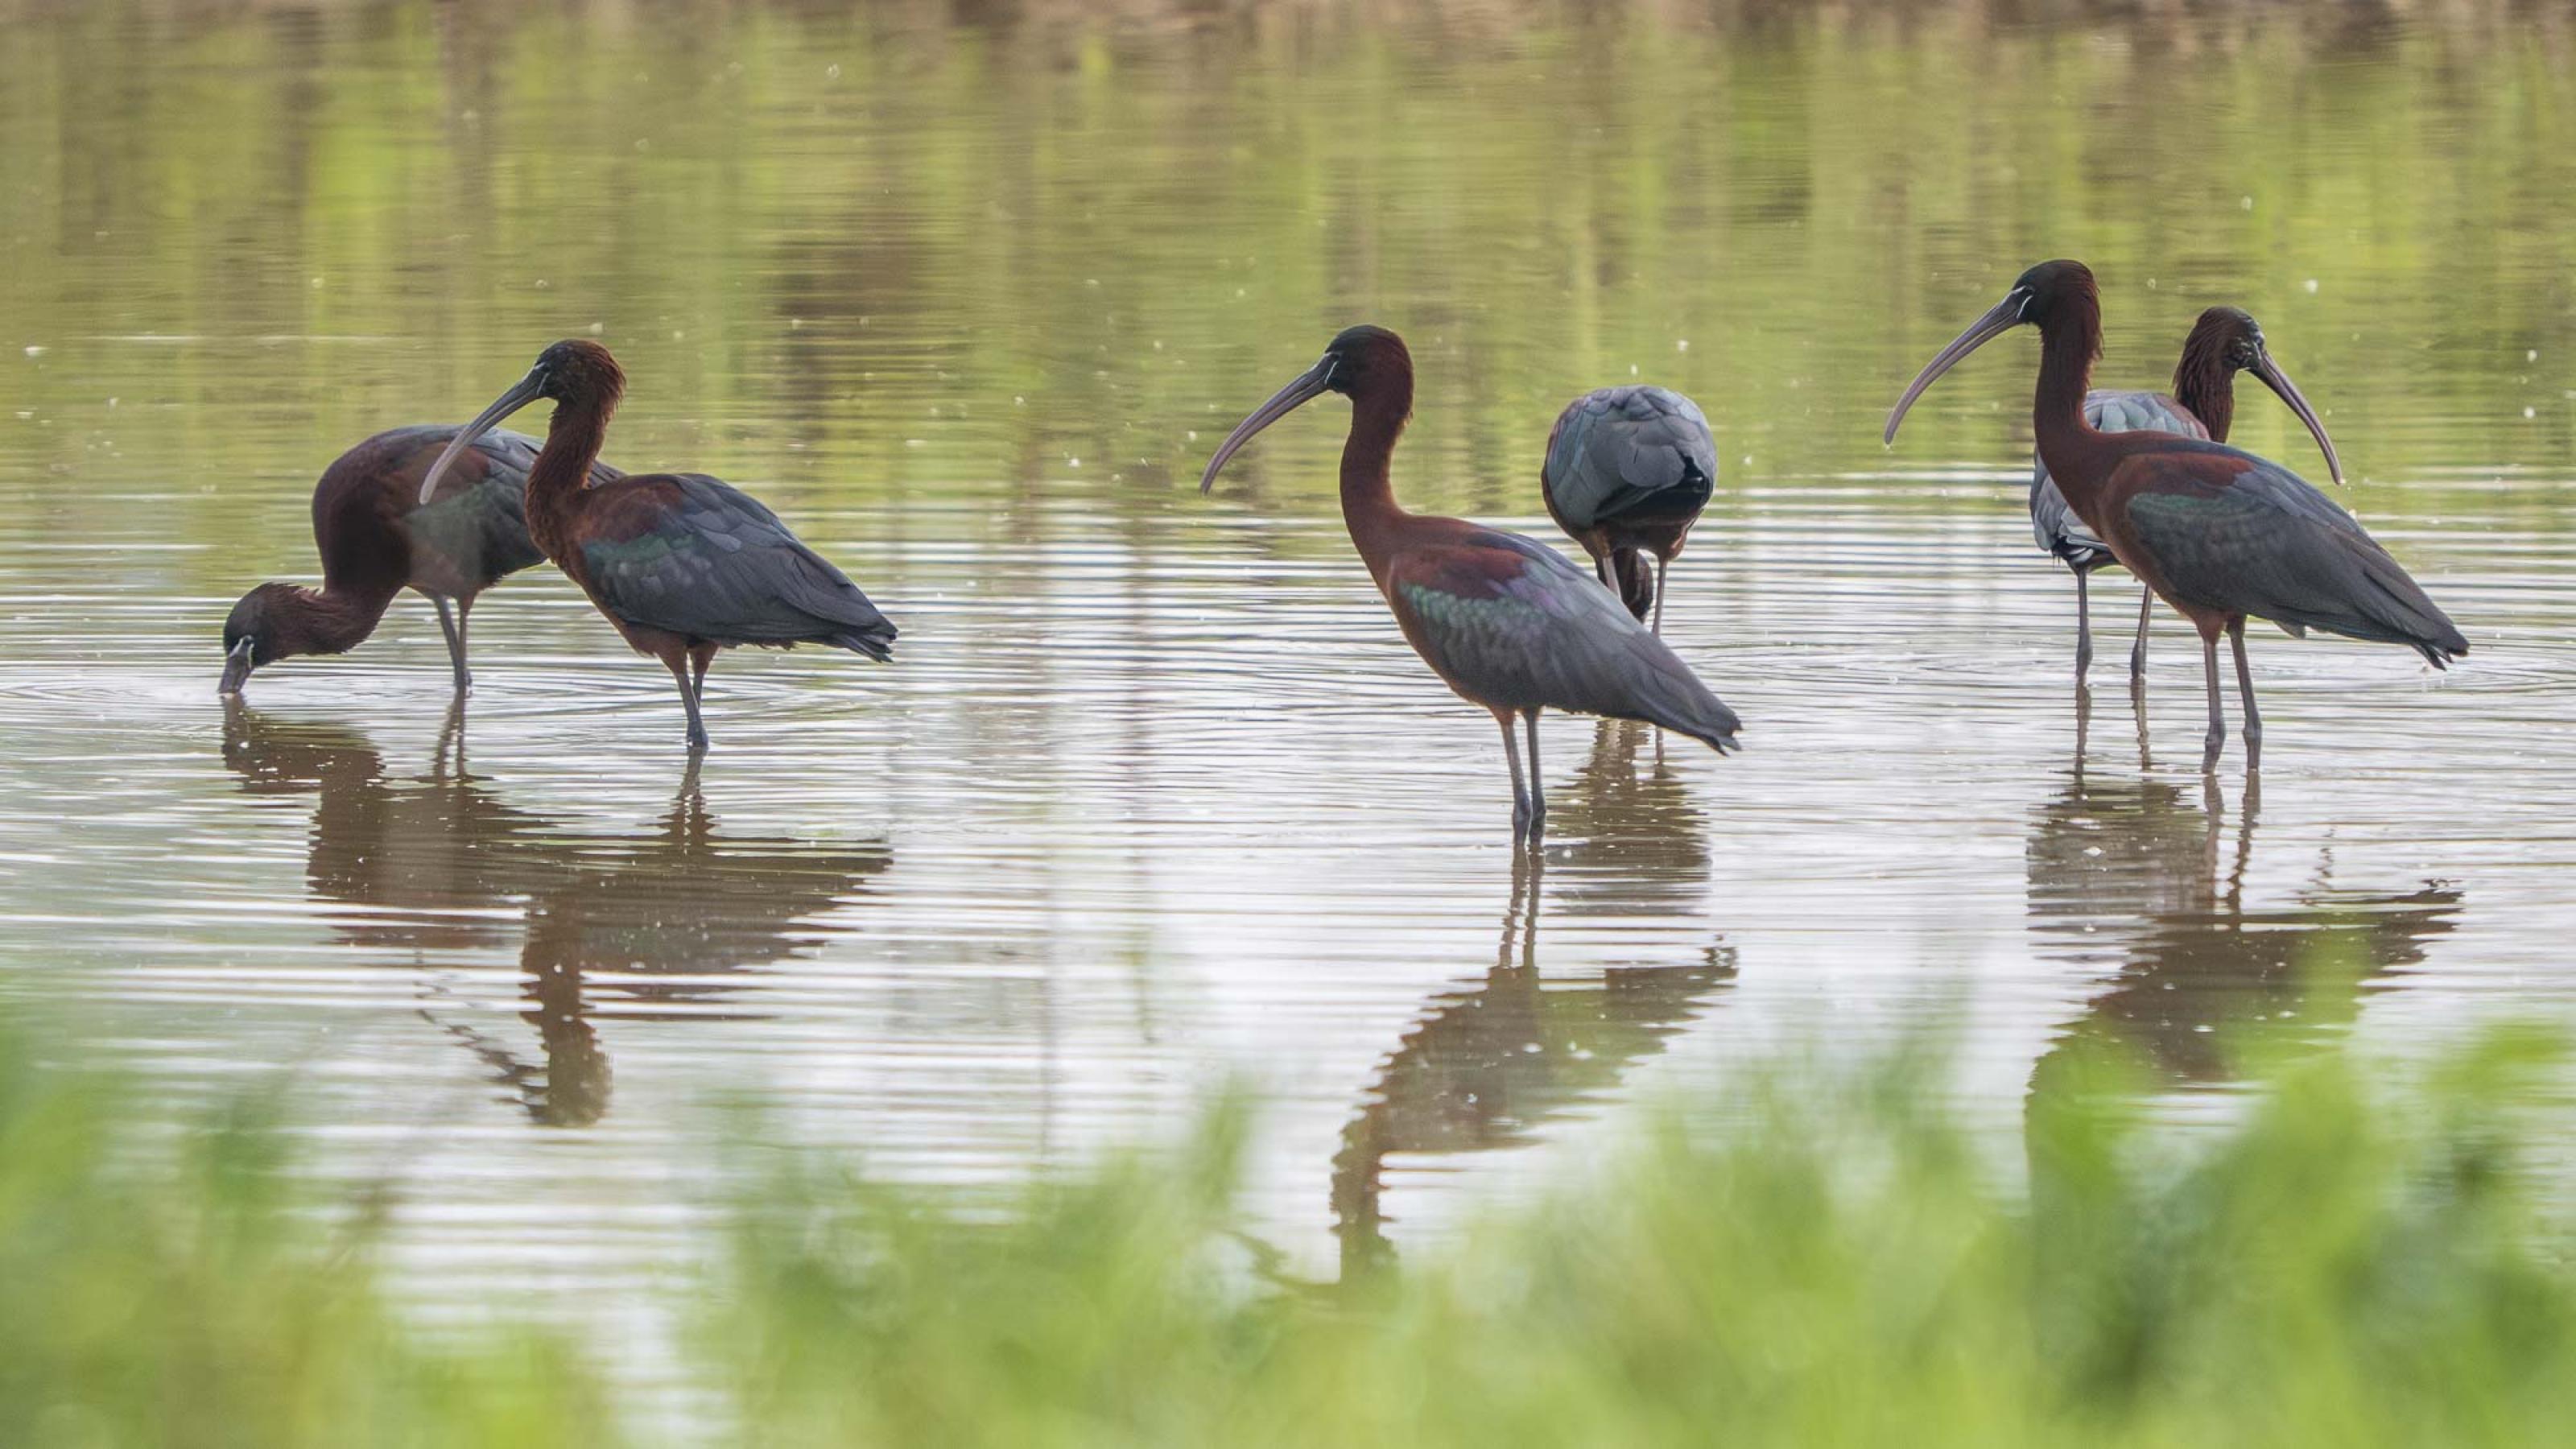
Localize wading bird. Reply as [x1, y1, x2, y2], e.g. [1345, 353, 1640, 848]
[1199, 326, 1740, 841]
[417, 341, 897, 753]
[1540, 386, 1716, 633]
[220, 425, 619, 696]
[1885, 261, 2465, 766]
[2028, 307, 2343, 679]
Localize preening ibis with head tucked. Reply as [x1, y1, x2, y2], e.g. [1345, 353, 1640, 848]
[417, 341, 896, 753]
[1199, 326, 1740, 842]
[1541, 386, 1716, 633]
[220, 425, 621, 696]
[1885, 261, 2465, 767]
[2026, 306, 2343, 679]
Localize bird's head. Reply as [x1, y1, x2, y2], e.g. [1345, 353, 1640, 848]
[218, 582, 303, 695]
[418, 339, 626, 506]
[1884, 259, 2100, 445]
[1199, 325, 1413, 494]
[2181, 305, 2343, 485]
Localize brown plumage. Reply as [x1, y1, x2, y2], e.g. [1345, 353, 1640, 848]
[219, 425, 612, 696]
[1887, 260, 2465, 767]
[416, 341, 896, 753]
[1199, 326, 1739, 843]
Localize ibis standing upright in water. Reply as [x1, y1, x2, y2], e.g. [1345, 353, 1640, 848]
[220, 425, 621, 696]
[1199, 326, 1740, 841]
[418, 341, 897, 753]
[1540, 386, 1717, 634]
[2022, 306, 2344, 679]
[1885, 262, 2465, 766]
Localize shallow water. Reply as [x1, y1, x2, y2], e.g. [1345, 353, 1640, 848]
[5, 0, 2576, 1375]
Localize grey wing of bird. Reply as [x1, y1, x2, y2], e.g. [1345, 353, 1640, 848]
[580, 474, 896, 656]
[2121, 448, 2464, 663]
[2031, 390, 2207, 564]
[1401, 530, 1740, 745]
[1542, 387, 1718, 528]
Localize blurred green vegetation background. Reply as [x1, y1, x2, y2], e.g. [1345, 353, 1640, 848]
[2, 0, 2572, 603]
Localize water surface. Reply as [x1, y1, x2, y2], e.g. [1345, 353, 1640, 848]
[3, 0, 2575, 1374]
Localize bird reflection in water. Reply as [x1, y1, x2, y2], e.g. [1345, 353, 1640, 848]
[2029, 688, 2462, 1093]
[221, 702, 890, 1125]
[1331, 720, 1737, 1280]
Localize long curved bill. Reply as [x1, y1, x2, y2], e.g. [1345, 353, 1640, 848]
[217, 637, 254, 696]
[1883, 288, 2032, 445]
[1199, 356, 1335, 494]
[417, 365, 547, 506]
[2248, 351, 2343, 486]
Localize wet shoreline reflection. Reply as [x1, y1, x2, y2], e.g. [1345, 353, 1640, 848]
[1331, 721, 1737, 1279]
[221, 702, 891, 1125]
[2027, 687, 2464, 1097]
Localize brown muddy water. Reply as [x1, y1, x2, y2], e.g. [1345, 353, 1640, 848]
[4, 0, 2576, 1385]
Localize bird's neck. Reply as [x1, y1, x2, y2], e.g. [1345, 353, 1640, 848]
[526, 395, 615, 555]
[2171, 348, 2236, 443]
[2032, 305, 2113, 502]
[1339, 386, 1414, 576]
[272, 584, 396, 659]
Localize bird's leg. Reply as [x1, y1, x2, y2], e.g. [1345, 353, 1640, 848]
[2227, 615, 2262, 770]
[2198, 623, 2227, 770]
[435, 697, 468, 780]
[663, 653, 710, 753]
[689, 642, 716, 696]
[1648, 555, 1668, 637]
[1521, 709, 1546, 842]
[2129, 586, 2153, 683]
[2072, 567, 2094, 678]
[434, 596, 472, 695]
[1496, 710, 1531, 841]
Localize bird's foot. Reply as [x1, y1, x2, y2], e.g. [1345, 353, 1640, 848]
[2201, 725, 2226, 773]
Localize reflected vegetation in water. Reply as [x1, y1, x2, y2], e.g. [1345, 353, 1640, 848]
[1332, 722, 1736, 1278]
[221, 701, 891, 1125]
[4, 0, 2576, 1374]
[2025, 687, 2465, 1097]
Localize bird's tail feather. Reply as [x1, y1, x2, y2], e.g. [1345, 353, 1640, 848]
[1622, 642, 1740, 753]
[829, 630, 894, 662]
[2293, 553, 2468, 667]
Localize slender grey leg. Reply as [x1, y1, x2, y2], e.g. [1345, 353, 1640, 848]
[2228, 616, 2261, 769]
[666, 657, 710, 753]
[1521, 709, 1546, 841]
[2200, 630, 2227, 770]
[434, 597, 472, 695]
[1648, 555, 1668, 637]
[1497, 710, 1530, 840]
[2129, 587, 2153, 681]
[2072, 567, 2094, 677]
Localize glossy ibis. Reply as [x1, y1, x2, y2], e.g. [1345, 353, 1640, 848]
[1199, 326, 1740, 841]
[1885, 261, 2466, 766]
[2028, 307, 2343, 679]
[219, 424, 620, 696]
[1540, 386, 1716, 633]
[417, 341, 897, 753]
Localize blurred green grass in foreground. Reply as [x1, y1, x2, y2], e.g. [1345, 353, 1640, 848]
[6, 1009, 2574, 1447]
